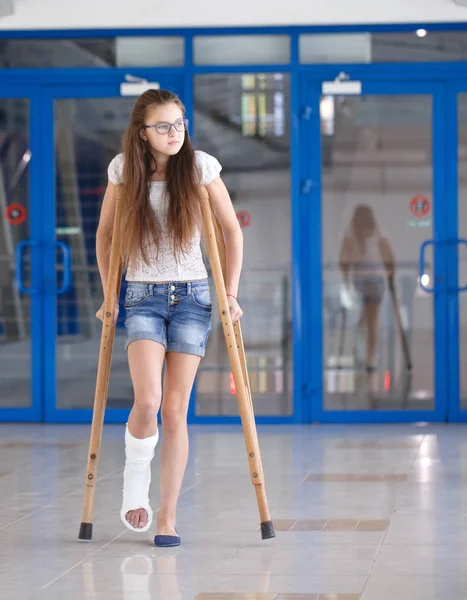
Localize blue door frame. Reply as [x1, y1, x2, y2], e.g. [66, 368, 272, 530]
[445, 80, 467, 423]
[298, 71, 452, 423]
[40, 74, 304, 425]
[2, 64, 467, 423]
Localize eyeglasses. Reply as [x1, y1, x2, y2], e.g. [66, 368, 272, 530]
[144, 119, 189, 135]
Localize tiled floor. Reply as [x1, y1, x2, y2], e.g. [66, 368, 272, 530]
[1, 422, 467, 599]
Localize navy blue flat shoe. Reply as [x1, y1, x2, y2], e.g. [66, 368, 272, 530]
[154, 534, 181, 547]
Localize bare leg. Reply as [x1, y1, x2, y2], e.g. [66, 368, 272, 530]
[353, 309, 365, 366]
[364, 303, 381, 367]
[157, 351, 201, 537]
[125, 340, 166, 529]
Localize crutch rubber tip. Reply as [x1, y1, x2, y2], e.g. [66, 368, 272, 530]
[260, 521, 276, 540]
[78, 522, 93, 540]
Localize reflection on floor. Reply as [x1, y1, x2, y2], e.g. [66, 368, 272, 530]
[0, 422, 466, 599]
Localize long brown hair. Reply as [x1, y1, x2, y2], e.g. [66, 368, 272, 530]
[117, 89, 202, 267]
[350, 204, 377, 254]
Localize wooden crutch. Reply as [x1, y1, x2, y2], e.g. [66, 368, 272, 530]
[387, 275, 413, 372]
[79, 189, 124, 541]
[199, 186, 275, 540]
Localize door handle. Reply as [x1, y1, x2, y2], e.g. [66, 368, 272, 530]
[54, 241, 72, 295]
[15, 240, 39, 294]
[419, 239, 438, 293]
[456, 238, 467, 292]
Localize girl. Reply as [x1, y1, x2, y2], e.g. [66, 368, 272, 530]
[95, 89, 243, 547]
[339, 204, 395, 371]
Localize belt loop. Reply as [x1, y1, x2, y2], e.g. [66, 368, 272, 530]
[187, 282, 192, 295]
[149, 284, 154, 295]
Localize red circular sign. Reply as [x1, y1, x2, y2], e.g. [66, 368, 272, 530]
[410, 196, 430, 217]
[236, 210, 251, 229]
[5, 203, 26, 225]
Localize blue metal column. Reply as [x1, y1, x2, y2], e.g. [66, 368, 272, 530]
[445, 82, 465, 422]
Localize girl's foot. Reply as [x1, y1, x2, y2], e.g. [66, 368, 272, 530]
[125, 508, 149, 529]
[120, 426, 159, 533]
[154, 520, 181, 547]
[156, 518, 178, 537]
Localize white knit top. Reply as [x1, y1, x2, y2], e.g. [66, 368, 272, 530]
[107, 150, 222, 282]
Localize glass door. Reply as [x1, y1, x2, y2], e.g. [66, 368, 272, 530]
[42, 77, 183, 422]
[0, 87, 42, 421]
[191, 72, 294, 423]
[300, 77, 449, 422]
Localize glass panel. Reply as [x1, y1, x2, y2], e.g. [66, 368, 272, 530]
[0, 99, 32, 407]
[300, 34, 372, 64]
[458, 93, 467, 409]
[372, 31, 467, 62]
[194, 35, 290, 65]
[194, 73, 292, 416]
[54, 98, 136, 409]
[300, 31, 467, 63]
[116, 37, 184, 67]
[0, 37, 184, 67]
[321, 94, 434, 410]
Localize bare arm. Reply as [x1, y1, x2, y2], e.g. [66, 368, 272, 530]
[96, 181, 118, 298]
[339, 235, 353, 282]
[205, 177, 243, 298]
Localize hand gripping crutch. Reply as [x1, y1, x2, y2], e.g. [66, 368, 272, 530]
[79, 191, 124, 541]
[199, 186, 275, 540]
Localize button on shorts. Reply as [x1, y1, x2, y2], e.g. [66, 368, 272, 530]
[123, 280, 212, 357]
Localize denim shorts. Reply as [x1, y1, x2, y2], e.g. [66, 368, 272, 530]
[354, 276, 385, 305]
[123, 279, 212, 357]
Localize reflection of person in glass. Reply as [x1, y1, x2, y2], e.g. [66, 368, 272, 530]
[339, 205, 395, 371]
